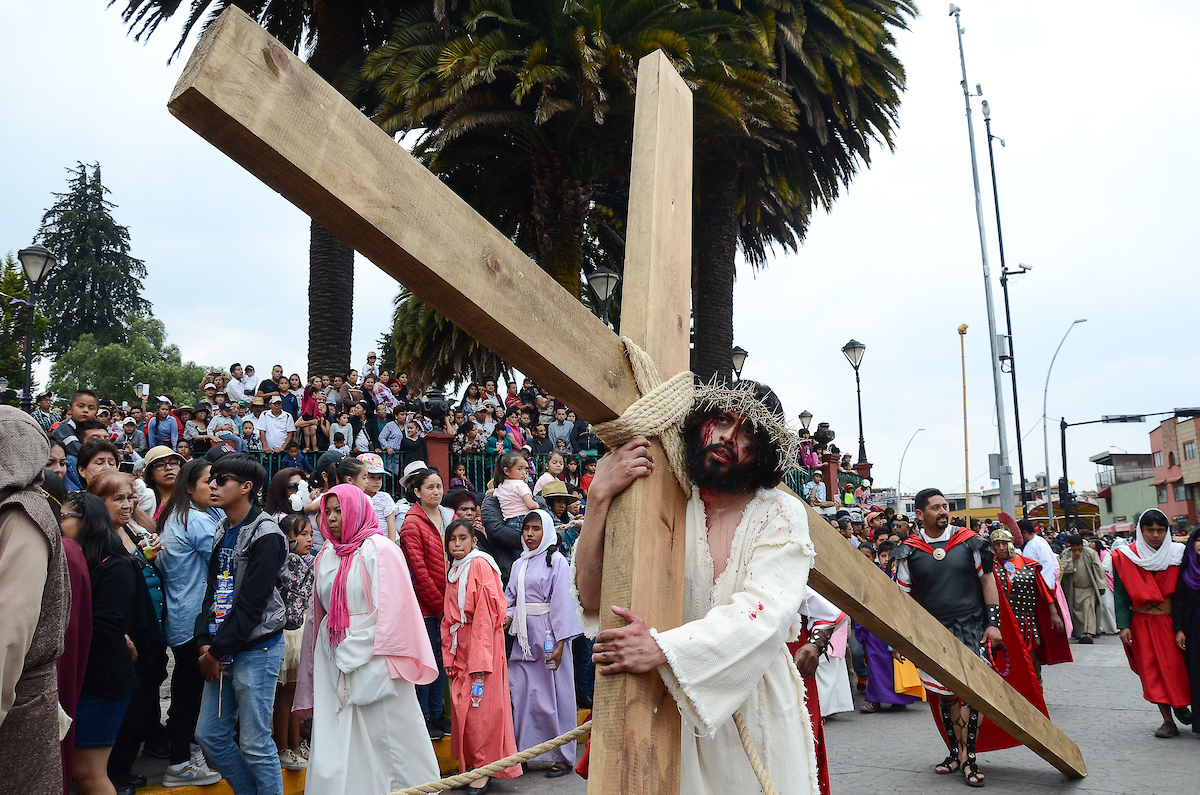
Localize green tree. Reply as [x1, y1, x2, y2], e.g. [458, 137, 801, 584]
[111, 0, 424, 379]
[0, 253, 51, 406]
[690, 0, 915, 380]
[385, 287, 512, 391]
[34, 162, 151, 357]
[48, 314, 213, 407]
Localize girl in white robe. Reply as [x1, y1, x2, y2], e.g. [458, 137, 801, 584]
[297, 484, 440, 795]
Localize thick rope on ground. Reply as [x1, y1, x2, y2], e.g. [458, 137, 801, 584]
[386, 721, 592, 795]
[591, 336, 694, 496]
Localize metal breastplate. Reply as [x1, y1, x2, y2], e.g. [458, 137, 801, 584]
[907, 541, 984, 622]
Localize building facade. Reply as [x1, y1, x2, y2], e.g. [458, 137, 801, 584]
[1148, 418, 1199, 528]
[1091, 451, 1156, 527]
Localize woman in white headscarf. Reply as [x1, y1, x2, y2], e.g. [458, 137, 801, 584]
[503, 510, 582, 776]
[1112, 509, 1191, 737]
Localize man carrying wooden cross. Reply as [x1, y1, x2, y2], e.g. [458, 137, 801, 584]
[574, 380, 820, 794]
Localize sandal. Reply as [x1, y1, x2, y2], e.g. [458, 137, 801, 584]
[860, 702, 878, 714]
[1154, 722, 1180, 738]
[963, 760, 985, 787]
[935, 755, 961, 775]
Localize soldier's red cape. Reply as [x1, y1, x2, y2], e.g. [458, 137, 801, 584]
[927, 576, 1050, 752]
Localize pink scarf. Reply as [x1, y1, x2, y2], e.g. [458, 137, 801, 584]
[320, 484, 382, 649]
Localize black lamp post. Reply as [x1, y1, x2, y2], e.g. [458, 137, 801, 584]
[16, 245, 58, 413]
[841, 339, 867, 464]
[799, 410, 813, 431]
[585, 267, 620, 326]
[730, 346, 748, 380]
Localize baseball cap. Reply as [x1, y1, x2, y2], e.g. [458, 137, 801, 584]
[270, 395, 283, 404]
[849, 510, 864, 523]
[357, 453, 385, 474]
[204, 443, 237, 463]
[156, 395, 173, 405]
[122, 417, 137, 427]
[204, 382, 217, 390]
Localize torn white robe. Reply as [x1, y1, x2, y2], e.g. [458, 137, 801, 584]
[574, 487, 819, 795]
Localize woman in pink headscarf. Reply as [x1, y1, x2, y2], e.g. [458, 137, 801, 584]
[297, 484, 440, 794]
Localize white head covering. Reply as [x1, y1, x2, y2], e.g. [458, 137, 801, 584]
[1116, 510, 1185, 571]
[445, 544, 501, 655]
[510, 509, 557, 656]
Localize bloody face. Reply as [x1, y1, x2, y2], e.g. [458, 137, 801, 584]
[686, 408, 763, 493]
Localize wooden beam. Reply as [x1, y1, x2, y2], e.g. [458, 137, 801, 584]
[794, 496, 1087, 778]
[589, 51, 692, 795]
[167, 6, 639, 424]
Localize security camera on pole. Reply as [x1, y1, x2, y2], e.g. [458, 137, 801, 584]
[950, 4, 1015, 516]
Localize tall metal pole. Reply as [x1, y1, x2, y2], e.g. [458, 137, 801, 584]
[959, 324, 969, 510]
[854, 368, 867, 464]
[896, 428, 925, 497]
[20, 285, 38, 413]
[1043, 319, 1086, 531]
[983, 103, 1030, 517]
[951, 7, 1014, 516]
[1060, 417, 1071, 532]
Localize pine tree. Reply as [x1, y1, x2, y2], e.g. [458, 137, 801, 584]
[35, 162, 151, 356]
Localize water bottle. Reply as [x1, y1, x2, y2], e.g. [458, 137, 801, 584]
[544, 630, 556, 669]
[470, 674, 485, 708]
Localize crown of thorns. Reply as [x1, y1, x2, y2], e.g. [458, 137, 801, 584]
[691, 379, 800, 476]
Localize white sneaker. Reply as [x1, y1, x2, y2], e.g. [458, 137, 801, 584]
[162, 761, 223, 788]
[190, 744, 215, 773]
[279, 748, 308, 771]
[296, 740, 310, 760]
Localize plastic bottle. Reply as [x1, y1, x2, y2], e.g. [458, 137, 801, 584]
[544, 630, 556, 669]
[470, 674, 485, 708]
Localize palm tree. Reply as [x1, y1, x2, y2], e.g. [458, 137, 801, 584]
[691, 0, 916, 380]
[109, 0, 418, 378]
[354, 0, 793, 297]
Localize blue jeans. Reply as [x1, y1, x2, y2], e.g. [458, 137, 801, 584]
[196, 636, 284, 795]
[847, 625, 868, 677]
[416, 615, 445, 721]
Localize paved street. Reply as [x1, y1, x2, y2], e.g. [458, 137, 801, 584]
[489, 635, 1199, 794]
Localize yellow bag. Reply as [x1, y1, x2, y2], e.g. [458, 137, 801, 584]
[893, 658, 927, 701]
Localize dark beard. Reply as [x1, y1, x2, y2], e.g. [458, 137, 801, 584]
[688, 443, 758, 494]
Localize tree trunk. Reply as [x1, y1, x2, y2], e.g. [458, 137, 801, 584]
[692, 153, 741, 383]
[307, 220, 355, 377]
[304, 1, 364, 378]
[530, 154, 590, 298]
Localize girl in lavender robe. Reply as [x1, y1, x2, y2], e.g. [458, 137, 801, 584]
[504, 510, 582, 776]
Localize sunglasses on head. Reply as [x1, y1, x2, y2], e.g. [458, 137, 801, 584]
[208, 474, 249, 487]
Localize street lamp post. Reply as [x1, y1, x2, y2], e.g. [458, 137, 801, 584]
[982, 99, 1032, 517]
[585, 266, 620, 326]
[1059, 413, 1146, 531]
[841, 339, 867, 464]
[1042, 319, 1087, 530]
[950, 5, 1016, 517]
[799, 410, 813, 431]
[16, 245, 58, 413]
[730, 346, 748, 381]
[958, 324, 969, 509]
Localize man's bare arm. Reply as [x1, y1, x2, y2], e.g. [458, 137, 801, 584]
[574, 437, 655, 611]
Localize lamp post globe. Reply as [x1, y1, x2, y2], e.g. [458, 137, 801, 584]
[730, 346, 748, 380]
[15, 245, 58, 413]
[841, 339, 868, 465]
[585, 266, 620, 326]
[799, 410, 813, 430]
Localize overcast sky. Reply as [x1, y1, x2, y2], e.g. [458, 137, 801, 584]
[2, 1, 1197, 496]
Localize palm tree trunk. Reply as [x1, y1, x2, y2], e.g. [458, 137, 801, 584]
[531, 156, 590, 298]
[307, 220, 354, 377]
[692, 154, 741, 383]
[304, 0, 364, 378]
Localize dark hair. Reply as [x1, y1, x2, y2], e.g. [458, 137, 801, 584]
[876, 540, 896, 554]
[914, 488, 944, 512]
[442, 488, 479, 511]
[66, 492, 126, 570]
[70, 390, 98, 404]
[210, 453, 266, 500]
[157, 458, 213, 535]
[1016, 518, 1036, 536]
[404, 467, 439, 501]
[42, 469, 66, 520]
[333, 432, 345, 442]
[265, 467, 306, 516]
[78, 439, 121, 475]
[336, 456, 366, 484]
[444, 518, 482, 559]
[494, 451, 525, 485]
[77, 419, 108, 437]
[279, 514, 308, 539]
[230, 362, 241, 371]
[682, 402, 784, 492]
[1139, 509, 1169, 529]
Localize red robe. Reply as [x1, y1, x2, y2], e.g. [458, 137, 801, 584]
[1112, 553, 1190, 707]
[441, 560, 522, 779]
[996, 555, 1073, 666]
[929, 568, 1050, 752]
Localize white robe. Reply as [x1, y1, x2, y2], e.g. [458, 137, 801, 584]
[799, 591, 853, 718]
[309, 538, 439, 795]
[574, 487, 819, 795]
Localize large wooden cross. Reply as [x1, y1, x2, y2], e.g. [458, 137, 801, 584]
[168, 8, 1085, 789]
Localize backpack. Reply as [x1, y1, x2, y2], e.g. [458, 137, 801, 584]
[278, 552, 315, 630]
